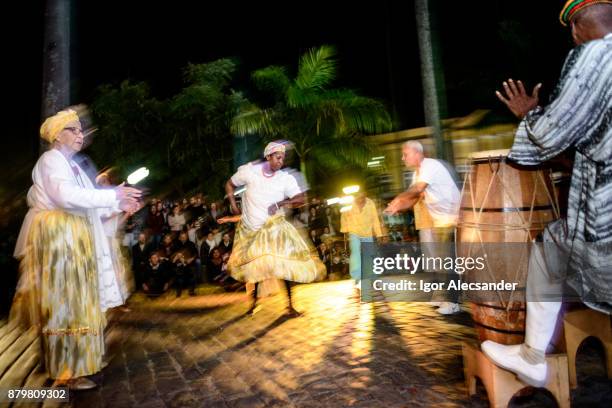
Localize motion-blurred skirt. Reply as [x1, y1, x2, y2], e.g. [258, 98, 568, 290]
[228, 214, 326, 283]
[11, 211, 105, 380]
[110, 237, 134, 301]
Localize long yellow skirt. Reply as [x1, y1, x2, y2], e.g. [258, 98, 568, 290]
[11, 211, 105, 380]
[110, 236, 134, 301]
[228, 214, 326, 283]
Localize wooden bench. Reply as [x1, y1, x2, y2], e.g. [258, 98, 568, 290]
[0, 318, 56, 408]
[564, 308, 612, 389]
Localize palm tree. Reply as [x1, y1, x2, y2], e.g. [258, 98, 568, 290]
[41, 0, 72, 154]
[231, 45, 393, 184]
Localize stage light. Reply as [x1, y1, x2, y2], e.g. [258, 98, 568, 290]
[342, 185, 360, 195]
[339, 196, 354, 205]
[340, 205, 353, 213]
[127, 167, 149, 184]
[327, 197, 340, 205]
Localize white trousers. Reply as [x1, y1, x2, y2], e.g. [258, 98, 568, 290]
[525, 241, 562, 351]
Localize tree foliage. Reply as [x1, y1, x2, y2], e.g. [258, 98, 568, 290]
[231, 45, 393, 185]
[89, 59, 243, 199]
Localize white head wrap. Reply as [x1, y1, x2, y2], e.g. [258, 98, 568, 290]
[263, 141, 286, 157]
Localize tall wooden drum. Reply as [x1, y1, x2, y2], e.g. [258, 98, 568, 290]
[457, 149, 560, 344]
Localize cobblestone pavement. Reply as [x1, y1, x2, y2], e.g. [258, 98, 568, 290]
[69, 280, 612, 408]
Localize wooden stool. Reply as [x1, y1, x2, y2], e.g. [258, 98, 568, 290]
[563, 308, 612, 388]
[462, 342, 570, 408]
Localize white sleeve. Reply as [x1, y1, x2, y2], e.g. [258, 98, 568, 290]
[284, 173, 303, 199]
[230, 164, 250, 187]
[41, 153, 118, 210]
[416, 161, 436, 185]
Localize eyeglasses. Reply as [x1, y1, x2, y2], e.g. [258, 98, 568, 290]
[63, 127, 83, 135]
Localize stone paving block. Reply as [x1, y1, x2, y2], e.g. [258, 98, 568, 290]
[212, 379, 252, 400]
[155, 377, 187, 395]
[225, 394, 267, 408]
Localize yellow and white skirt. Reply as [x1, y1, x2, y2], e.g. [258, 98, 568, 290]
[11, 211, 105, 380]
[228, 214, 326, 284]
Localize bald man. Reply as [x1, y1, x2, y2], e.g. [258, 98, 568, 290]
[482, 0, 612, 387]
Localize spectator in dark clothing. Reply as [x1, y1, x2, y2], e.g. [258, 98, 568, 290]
[132, 232, 153, 289]
[309, 229, 321, 248]
[218, 232, 233, 254]
[146, 204, 165, 248]
[207, 248, 241, 291]
[308, 206, 325, 233]
[173, 231, 198, 296]
[142, 252, 172, 296]
[159, 233, 177, 259]
[199, 230, 216, 282]
[190, 196, 205, 221]
[317, 242, 331, 276]
[207, 247, 224, 283]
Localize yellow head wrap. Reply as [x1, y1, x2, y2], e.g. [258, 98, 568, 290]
[39, 109, 80, 143]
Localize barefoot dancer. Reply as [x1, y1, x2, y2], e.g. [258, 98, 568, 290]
[224, 141, 325, 316]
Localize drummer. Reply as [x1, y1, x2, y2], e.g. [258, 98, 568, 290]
[481, 0, 612, 388]
[384, 140, 461, 315]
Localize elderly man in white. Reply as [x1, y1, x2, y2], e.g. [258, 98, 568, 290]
[385, 141, 461, 315]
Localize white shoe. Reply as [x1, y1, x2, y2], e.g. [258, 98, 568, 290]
[481, 340, 547, 387]
[437, 302, 461, 315]
[429, 301, 443, 307]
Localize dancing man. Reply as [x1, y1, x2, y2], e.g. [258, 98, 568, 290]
[224, 141, 325, 317]
[384, 141, 461, 315]
[482, 0, 612, 387]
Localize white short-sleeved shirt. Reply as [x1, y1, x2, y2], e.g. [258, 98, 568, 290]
[412, 158, 460, 227]
[231, 162, 303, 230]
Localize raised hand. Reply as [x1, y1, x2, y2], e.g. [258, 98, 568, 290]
[495, 79, 541, 119]
[119, 199, 140, 214]
[114, 182, 142, 201]
[384, 199, 400, 216]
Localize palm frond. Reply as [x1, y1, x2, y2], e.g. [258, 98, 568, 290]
[252, 66, 291, 97]
[318, 90, 393, 135]
[295, 45, 337, 91]
[231, 105, 279, 137]
[286, 85, 321, 109]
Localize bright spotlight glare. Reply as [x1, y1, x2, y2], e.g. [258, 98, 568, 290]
[327, 197, 340, 205]
[339, 196, 355, 205]
[342, 185, 360, 195]
[340, 205, 353, 213]
[127, 167, 149, 185]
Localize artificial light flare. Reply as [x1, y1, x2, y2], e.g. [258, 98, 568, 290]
[127, 167, 149, 185]
[342, 185, 360, 195]
[340, 205, 353, 213]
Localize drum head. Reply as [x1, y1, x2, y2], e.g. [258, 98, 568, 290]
[469, 149, 510, 163]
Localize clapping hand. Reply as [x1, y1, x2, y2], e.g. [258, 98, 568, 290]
[268, 202, 280, 216]
[115, 183, 142, 201]
[119, 199, 141, 215]
[384, 199, 400, 216]
[495, 79, 541, 119]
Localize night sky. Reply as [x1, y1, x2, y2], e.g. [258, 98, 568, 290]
[4, 0, 571, 168]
